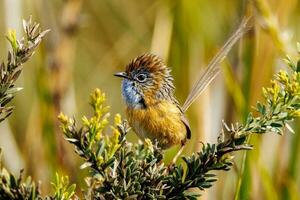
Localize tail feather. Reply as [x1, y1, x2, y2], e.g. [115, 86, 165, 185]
[182, 17, 252, 112]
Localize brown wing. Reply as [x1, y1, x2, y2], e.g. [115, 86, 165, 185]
[168, 88, 192, 140]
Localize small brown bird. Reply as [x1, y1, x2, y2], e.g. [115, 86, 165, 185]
[115, 19, 249, 158]
[115, 54, 191, 149]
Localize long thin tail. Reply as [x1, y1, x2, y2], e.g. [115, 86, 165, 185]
[182, 17, 251, 112]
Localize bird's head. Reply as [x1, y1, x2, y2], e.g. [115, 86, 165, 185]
[115, 53, 175, 108]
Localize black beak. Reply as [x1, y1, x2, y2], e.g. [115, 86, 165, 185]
[114, 72, 129, 79]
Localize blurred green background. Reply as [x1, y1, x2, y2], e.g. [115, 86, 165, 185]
[0, 0, 300, 199]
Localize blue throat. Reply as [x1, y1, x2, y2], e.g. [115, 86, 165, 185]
[121, 79, 144, 109]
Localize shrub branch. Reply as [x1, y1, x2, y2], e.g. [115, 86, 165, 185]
[0, 17, 49, 122]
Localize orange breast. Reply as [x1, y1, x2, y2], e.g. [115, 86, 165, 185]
[126, 100, 187, 149]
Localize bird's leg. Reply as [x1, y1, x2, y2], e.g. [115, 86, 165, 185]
[171, 143, 185, 164]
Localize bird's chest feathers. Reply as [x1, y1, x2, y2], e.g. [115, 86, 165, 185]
[126, 100, 186, 148]
[121, 79, 144, 109]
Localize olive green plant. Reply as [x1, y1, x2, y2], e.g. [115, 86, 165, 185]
[0, 17, 49, 122]
[51, 173, 76, 200]
[0, 18, 76, 200]
[0, 153, 40, 200]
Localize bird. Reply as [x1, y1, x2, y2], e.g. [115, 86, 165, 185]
[115, 53, 191, 150]
[114, 19, 250, 159]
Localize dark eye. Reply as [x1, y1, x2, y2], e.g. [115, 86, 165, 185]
[136, 73, 147, 82]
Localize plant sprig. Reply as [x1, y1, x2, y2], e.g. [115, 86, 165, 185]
[0, 149, 42, 200]
[0, 17, 49, 122]
[51, 173, 76, 200]
[0, 18, 76, 200]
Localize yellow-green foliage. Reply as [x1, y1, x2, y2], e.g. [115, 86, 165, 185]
[6, 30, 18, 52]
[58, 89, 122, 168]
[51, 173, 76, 200]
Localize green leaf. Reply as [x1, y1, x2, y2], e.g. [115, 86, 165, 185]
[6, 30, 18, 52]
[246, 113, 254, 125]
[64, 138, 78, 143]
[257, 102, 266, 115]
[283, 55, 296, 70]
[65, 184, 76, 199]
[285, 123, 295, 134]
[6, 87, 23, 94]
[270, 122, 283, 128]
[80, 162, 93, 169]
[297, 60, 300, 72]
[278, 112, 288, 119]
